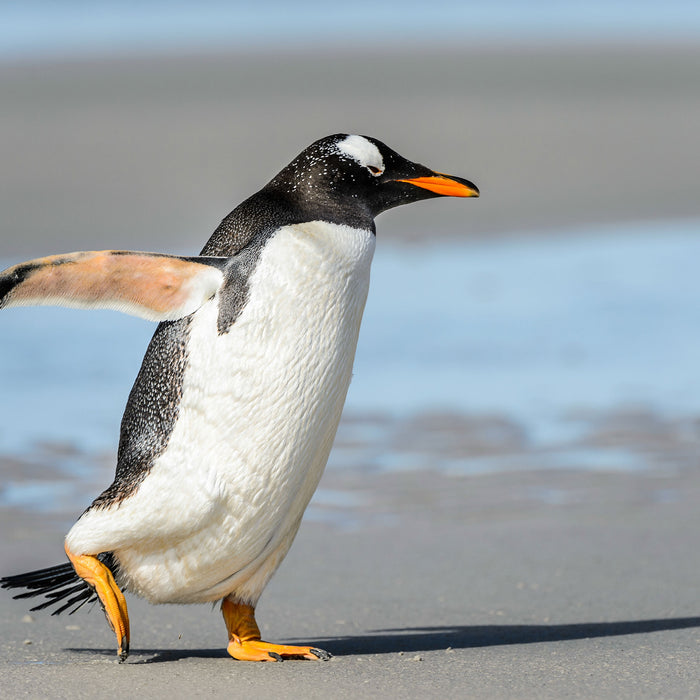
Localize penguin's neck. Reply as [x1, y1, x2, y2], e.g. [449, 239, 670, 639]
[201, 190, 375, 258]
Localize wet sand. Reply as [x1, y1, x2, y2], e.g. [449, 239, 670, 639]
[1, 412, 699, 698]
[1, 464, 699, 698]
[2, 44, 700, 697]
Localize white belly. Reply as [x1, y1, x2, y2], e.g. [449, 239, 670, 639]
[66, 222, 375, 604]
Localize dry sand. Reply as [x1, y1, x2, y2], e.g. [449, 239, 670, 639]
[2, 44, 700, 256]
[1, 44, 700, 698]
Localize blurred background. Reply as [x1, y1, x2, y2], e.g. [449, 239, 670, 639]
[2, 1, 700, 529]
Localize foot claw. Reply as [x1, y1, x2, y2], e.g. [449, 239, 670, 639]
[268, 652, 284, 662]
[118, 635, 129, 663]
[309, 647, 332, 660]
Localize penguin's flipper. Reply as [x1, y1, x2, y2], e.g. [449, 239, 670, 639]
[0, 250, 227, 322]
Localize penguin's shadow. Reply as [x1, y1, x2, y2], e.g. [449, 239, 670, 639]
[67, 616, 700, 663]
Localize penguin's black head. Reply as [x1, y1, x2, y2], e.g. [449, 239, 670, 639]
[265, 134, 479, 229]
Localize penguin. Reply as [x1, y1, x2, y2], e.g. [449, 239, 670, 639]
[0, 134, 479, 662]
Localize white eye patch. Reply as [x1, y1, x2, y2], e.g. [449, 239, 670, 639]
[336, 135, 385, 174]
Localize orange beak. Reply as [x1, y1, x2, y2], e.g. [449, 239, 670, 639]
[397, 173, 480, 198]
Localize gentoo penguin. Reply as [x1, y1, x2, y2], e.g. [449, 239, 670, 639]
[0, 134, 478, 662]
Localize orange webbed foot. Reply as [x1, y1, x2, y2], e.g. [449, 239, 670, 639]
[227, 638, 331, 662]
[222, 597, 330, 662]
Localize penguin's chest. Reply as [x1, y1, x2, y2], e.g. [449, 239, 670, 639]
[116, 222, 374, 600]
[179, 222, 375, 506]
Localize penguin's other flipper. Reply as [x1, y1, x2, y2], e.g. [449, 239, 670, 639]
[0, 250, 227, 322]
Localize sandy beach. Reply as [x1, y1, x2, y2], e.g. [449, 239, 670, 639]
[2, 44, 700, 256]
[1, 44, 700, 698]
[1, 450, 698, 698]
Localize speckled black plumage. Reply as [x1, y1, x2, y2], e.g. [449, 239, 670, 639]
[206, 192, 304, 333]
[90, 318, 193, 509]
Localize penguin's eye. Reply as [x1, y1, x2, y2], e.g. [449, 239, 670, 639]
[367, 165, 383, 177]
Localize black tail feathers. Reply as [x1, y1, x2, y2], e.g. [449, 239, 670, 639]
[0, 553, 118, 616]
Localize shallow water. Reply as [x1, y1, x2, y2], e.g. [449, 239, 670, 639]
[355, 220, 700, 419]
[1, 220, 699, 514]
